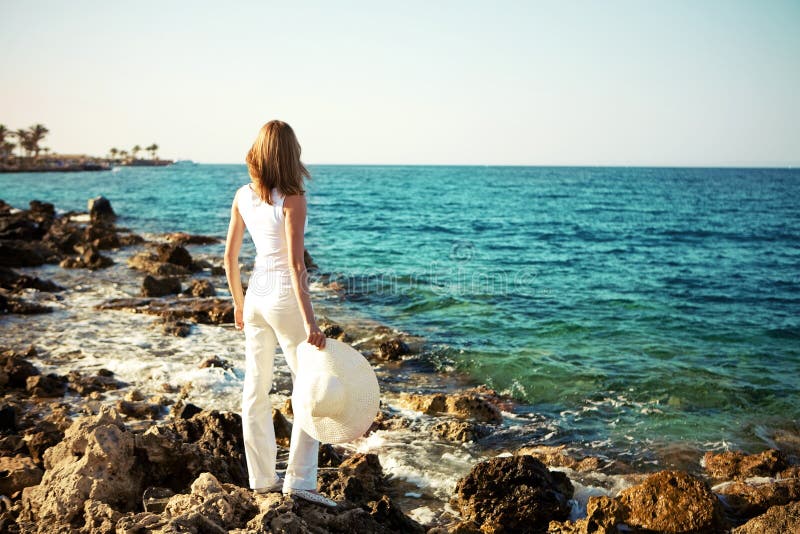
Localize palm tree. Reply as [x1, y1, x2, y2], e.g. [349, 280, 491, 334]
[0, 125, 10, 162]
[120, 150, 129, 163]
[132, 144, 142, 160]
[29, 124, 49, 160]
[146, 143, 159, 160]
[14, 129, 29, 158]
[110, 147, 119, 161]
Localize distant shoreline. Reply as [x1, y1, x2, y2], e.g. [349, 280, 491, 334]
[0, 157, 175, 173]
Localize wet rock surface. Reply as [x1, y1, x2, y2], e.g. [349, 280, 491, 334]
[452, 455, 574, 533]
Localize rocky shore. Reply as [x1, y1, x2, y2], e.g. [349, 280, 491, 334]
[1, 196, 799, 533]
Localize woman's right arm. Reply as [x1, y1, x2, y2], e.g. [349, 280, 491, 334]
[283, 194, 326, 349]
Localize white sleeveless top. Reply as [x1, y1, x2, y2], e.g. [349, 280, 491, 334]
[236, 183, 305, 274]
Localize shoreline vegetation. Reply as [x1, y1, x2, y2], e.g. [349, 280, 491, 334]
[0, 196, 799, 532]
[0, 123, 174, 173]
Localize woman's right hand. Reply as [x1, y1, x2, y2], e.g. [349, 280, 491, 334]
[306, 323, 326, 349]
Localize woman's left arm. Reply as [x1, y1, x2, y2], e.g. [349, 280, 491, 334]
[224, 192, 246, 330]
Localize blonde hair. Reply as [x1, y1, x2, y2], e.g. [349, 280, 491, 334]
[245, 120, 310, 204]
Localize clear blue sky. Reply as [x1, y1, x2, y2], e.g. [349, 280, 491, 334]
[2, 0, 799, 166]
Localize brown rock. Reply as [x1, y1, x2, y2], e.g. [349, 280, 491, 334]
[431, 419, 491, 443]
[87, 195, 116, 222]
[127, 251, 191, 276]
[515, 445, 603, 473]
[319, 452, 387, 505]
[703, 449, 789, 481]
[453, 455, 574, 533]
[0, 239, 60, 267]
[0, 266, 64, 292]
[377, 337, 410, 360]
[398, 392, 447, 414]
[66, 369, 125, 396]
[0, 349, 40, 387]
[717, 475, 800, 520]
[116, 399, 162, 419]
[141, 274, 182, 297]
[732, 500, 800, 533]
[20, 406, 142, 527]
[397, 391, 503, 423]
[0, 455, 43, 495]
[155, 243, 193, 267]
[0, 292, 53, 314]
[199, 355, 233, 370]
[95, 296, 233, 325]
[185, 278, 216, 297]
[618, 470, 727, 533]
[162, 318, 192, 337]
[164, 231, 220, 245]
[25, 373, 68, 397]
[445, 394, 503, 423]
[24, 420, 64, 466]
[273, 408, 292, 448]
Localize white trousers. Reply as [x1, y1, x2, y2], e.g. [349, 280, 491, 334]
[241, 275, 319, 491]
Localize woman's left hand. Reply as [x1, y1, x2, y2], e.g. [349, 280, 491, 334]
[234, 305, 244, 330]
[306, 323, 326, 349]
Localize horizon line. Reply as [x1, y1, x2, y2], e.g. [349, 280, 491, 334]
[189, 162, 800, 170]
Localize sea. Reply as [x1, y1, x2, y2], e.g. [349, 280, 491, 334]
[2, 164, 799, 509]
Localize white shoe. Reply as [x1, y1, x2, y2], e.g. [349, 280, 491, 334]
[284, 488, 338, 508]
[254, 476, 284, 494]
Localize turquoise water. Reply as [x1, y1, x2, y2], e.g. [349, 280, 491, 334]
[3, 164, 799, 456]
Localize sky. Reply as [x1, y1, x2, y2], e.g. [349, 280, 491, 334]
[2, 0, 799, 166]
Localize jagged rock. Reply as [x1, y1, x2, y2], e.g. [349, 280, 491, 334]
[170, 401, 203, 420]
[59, 243, 113, 270]
[453, 455, 574, 533]
[0, 455, 43, 496]
[319, 452, 387, 505]
[716, 473, 800, 520]
[141, 274, 182, 297]
[164, 231, 220, 245]
[0, 292, 53, 314]
[732, 500, 800, 533]
[42, 216, 84, 254]
[273, 408, 292, 448]
[515, 445, 604, 472]
[0, 349, 40, 388]
[127, 251, 191, 276]
[25, 373, 67, 397]
[199, 355, 233, 370]
[368, 409, 411, 433]
[431, 419, 492, 442]
[619, 470, 727, 533]
[66, 369, 125, 396]
[319, 444, 344, 468]
[0, 239, 60, 267]
[377, 337, 410, 361]
[84, 219, 120, 249]
[704, 449, 789, 481]
[24, 420, 64, 466]
[398, 392, 503, 423]
[136, 410, 249, 490]
[95, 296, 234, 325]
[116, 399, 162, 419]
[161, 317, 192, 337]
[0, 403, 18, 431]
[0, 266, 63, 292]
[20, 406, 141, 528]
[548, 495, 626, 534]
[155, 243, 193, 268]
[87, 196, 116, 222]
[184, 278, 216, 297]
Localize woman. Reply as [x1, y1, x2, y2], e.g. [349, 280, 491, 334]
[223, 120, 335, 507]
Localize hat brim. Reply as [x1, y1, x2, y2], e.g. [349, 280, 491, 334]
[292, 338, 380, 444]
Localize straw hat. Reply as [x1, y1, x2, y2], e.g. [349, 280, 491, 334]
[292, 338, 380, 444]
